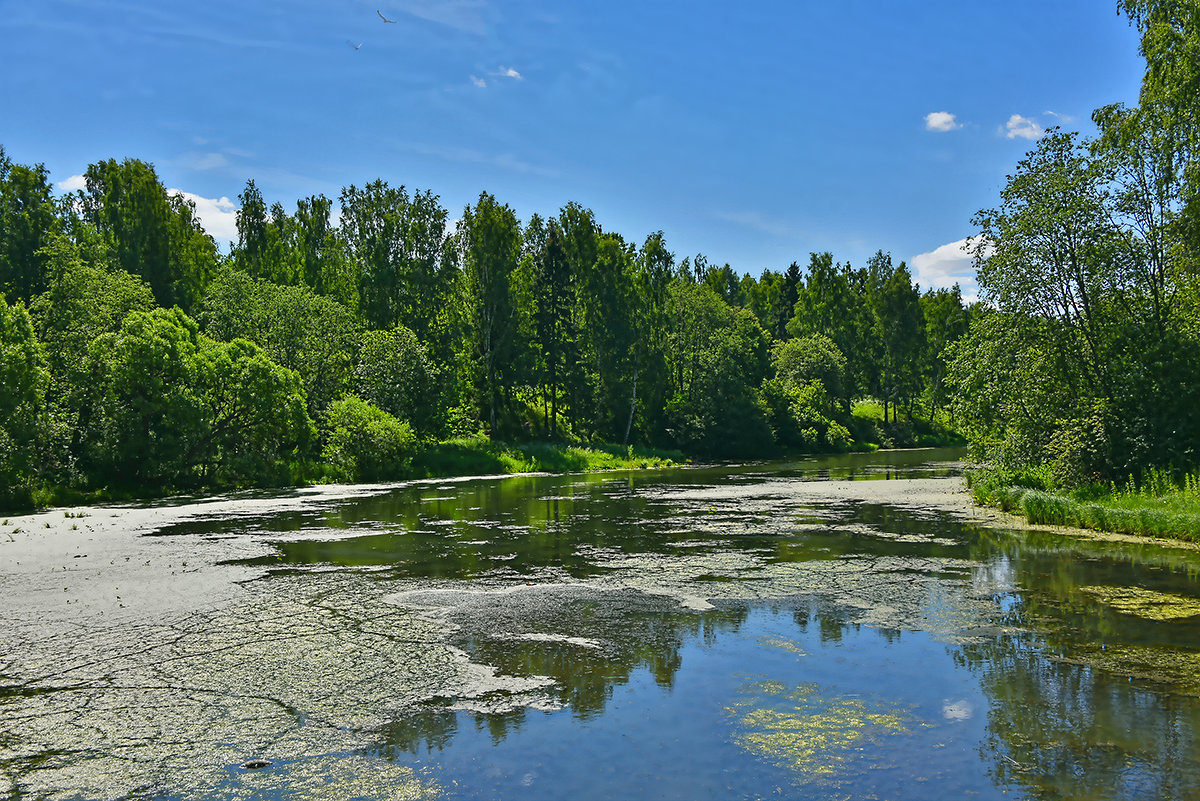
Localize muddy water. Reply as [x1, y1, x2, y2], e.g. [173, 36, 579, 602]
[3, 447, 1200, 799]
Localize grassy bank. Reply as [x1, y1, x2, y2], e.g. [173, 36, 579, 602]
[12, 439, 683, 513]
[411, 437, 682, 478]
[968, 467, 1200, 543]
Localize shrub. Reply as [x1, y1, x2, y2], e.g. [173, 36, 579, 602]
[322, 396, 415, 482]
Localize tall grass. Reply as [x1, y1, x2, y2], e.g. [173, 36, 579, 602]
[969, 466, 1200, 542]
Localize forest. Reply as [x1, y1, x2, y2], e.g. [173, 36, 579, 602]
[2, 3, 1196, 522]
[0, 144, 969, 509]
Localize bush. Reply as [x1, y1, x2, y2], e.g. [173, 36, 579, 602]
[322, 396, 415, 482]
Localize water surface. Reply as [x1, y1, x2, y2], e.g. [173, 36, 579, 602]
[4, 447, 1200, 799]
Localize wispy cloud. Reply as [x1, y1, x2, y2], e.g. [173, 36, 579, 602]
[386, 0, 488, 35]
[909, 237, 984, 299]
[470, 74, 487, 88]
[1002, 113, 1044, 141]
[924, 111, 960, 132]
[492, 66, 522, 80]
[390, 139, 559, 178]
[169, 189, 238, 245]
[179, 152, 229, 170]
[714, 211, 804, 240]
[1044, 110, 1076, 124]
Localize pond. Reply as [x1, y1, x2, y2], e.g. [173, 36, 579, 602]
[3, 447, 1200, 799]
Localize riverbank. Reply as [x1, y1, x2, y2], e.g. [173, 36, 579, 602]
[9, 430, 968, 515]
[968, 470, 1200, 544]
[8, 439, 685, 515]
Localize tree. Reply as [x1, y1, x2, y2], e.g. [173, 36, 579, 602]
[81, 158, 216, 311]
[356, 325, 442, 436]
[972, 130, 1125, 399]
[772, 334, 848, 400]
[0, 293, 48, 507]
[340, 181, 455, 346]
[920, 285, 970, 420]
[530, 217, 573, 438]
[871, 259, 926, 422]
[29, 238, 158, 475]
[83, 307, 312, 488]
[1118, 1, 1200, 245]
[458, 192, 522, 437]
[0, 148, 58, 301]
[664, 283, 772, 455]
[200, 269, 360, 418]
[321, 396, 416, 482]
[789, 252, 876, 410]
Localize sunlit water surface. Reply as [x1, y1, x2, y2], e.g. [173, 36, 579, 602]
[5, 447, 1200, 800]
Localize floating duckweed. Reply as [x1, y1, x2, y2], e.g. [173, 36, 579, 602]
[760, 637, 807, 656]
[1080, 585, 1200, 620]
[217, 754, 440, 800]
[728, 682, 911, 783]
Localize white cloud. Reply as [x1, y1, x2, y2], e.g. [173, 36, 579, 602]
[169, 189, 238, 245]
[57, 174, 87, 192]
[1003, 113, 1044, 140]
[471, 74, 487, 88]
[493, 66, 522, 80]
[924, 111, 960, 132]
[942, 700, 974, 721]
[909, 237, 987, 298]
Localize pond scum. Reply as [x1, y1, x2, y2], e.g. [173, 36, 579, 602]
[727, 681, 914, 786]
[1080, 585, 1200, 621]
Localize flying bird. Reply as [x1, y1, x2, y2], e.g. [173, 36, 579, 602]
[348, 40, 363, 50]
[377, 9, 397, 23]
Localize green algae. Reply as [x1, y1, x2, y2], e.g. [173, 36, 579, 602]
[728, 682, 913, 785]
[215, 754, 440, 801]
[1080, 584, 1200, 620]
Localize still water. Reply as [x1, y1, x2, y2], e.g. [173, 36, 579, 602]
[4, 448, 1200, 799]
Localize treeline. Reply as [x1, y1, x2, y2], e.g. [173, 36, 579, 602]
[0, 148, 970, 508]
[945, 0, 1200, 489]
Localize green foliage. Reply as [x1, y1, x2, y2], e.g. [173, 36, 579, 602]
[762, 378, 851, 452]
[665, 284, 774, 456]
[0, 142, 995, 508]
[232, 182, 358, 308]
[321, 396, 415, 483]
[870, 258, 926, 422]
[30, 239, 157, 377]
[83, 308, 312, 489]
[355, 325, 442, 436]
[457, 192, 522, 437]
[0, 293, 49, 507]
[970, 464, 1200, 542]
[340, 180, 455, 345]
[772, 334, 847, 402]
[200, 268, 360, 418]
[0, 148, 58, 301]
[80, 158, 216, 311]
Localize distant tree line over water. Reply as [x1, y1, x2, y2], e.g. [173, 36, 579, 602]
[0, 147, 970, 508]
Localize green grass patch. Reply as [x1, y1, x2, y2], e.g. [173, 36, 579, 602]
[848, 400, 964, 451]
[411, 436, 681, 479]
[969, 466, 1200, 543]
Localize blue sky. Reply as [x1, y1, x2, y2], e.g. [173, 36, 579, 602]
[1, 1, 1145, 295]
